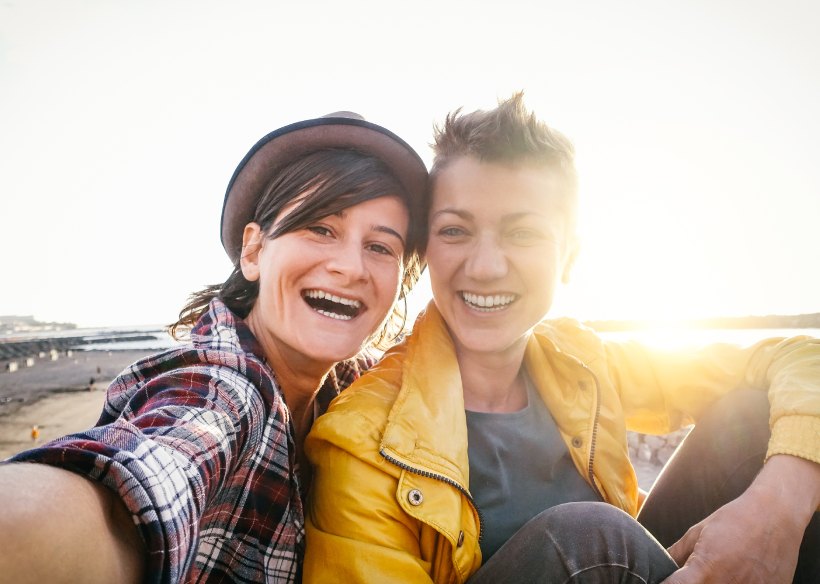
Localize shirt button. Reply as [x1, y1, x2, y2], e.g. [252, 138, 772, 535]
[571, 436, 583, 448]
[457, 531, 465, 547]
[408, 489, 424, 506]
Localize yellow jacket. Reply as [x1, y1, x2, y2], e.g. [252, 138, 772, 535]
[304, 304, 820, 583]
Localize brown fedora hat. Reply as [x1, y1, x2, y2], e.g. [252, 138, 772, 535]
[220, 112, 428, 262]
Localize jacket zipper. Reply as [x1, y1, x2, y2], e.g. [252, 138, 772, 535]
[379, 358, 602, 546]
[577, 361, 604, 500]
[380, 449, 484, 544]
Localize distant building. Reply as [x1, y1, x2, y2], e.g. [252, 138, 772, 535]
[0, 315, 76, 335]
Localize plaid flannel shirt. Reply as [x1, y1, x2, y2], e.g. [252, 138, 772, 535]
[10, 298, 369, 583]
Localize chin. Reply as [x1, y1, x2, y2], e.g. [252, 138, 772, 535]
[458, 336, 516, 355]
[310, 340, 367, 364]
[452, 321, 531, 354]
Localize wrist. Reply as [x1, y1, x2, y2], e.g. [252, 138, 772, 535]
[751, 454, 820, 525]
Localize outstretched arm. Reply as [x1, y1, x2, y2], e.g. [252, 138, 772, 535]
[0, 463, 145, 584]
[663, 454, 820, 584]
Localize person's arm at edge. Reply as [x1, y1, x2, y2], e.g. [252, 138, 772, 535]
[0, 462, 145, 583]
[649, 335, 819, 583]
[605, 334, 820, 581]
[662, 454, 820, 583]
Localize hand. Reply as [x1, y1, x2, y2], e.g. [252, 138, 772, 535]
[661, 455, 819, 584]
[661, 487, 800, 583]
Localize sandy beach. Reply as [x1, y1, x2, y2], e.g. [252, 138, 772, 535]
[0, 349, 152, 459]
[0, 389, 109, 459]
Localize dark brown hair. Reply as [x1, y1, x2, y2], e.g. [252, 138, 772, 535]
[170, 148, 425, 349]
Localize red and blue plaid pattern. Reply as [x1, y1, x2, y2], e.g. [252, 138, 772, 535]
[10, 299, 369, 583]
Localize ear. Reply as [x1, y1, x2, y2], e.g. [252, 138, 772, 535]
[561, 236, 580, 285]
[240, 223, 264, 282]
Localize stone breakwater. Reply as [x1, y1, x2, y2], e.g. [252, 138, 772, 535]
[0, 334, 157, 361]
[628, 427, 692, 468]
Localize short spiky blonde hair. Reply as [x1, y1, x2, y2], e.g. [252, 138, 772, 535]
[431, 92, 578, 226]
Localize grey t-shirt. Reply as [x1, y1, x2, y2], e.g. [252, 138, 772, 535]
[466, 375, 600, 560]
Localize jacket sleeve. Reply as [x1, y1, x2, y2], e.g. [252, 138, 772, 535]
[304, 410, 438, 584]
[603, 334, 820, 464]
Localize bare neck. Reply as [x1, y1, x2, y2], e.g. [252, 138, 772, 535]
[457, 342, 528, 413]
[267, 358, 327, 499]
[244, 312, 331, 442]
[275, 364, 326, 438]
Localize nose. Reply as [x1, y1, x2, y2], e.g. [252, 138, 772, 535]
[464, 234, 508, 281]
[325, 241, 368, 282]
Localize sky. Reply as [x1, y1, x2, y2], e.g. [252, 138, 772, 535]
[1, 0, 818, 327]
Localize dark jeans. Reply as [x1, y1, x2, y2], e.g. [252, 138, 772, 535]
[468, 390, 819, 583]
[468, 502, 676, 583]
[638, 389, 819, 583]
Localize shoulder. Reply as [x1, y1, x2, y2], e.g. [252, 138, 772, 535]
[104, 342, 275, 425]
[308, 343, 409, 456]
[533, 317, 607, 364]
[334, 341, 408, 410]
[112, 342, 264, 390]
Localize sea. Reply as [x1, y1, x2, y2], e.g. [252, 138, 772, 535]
[0, 324, 180, 353]
[598, 327, 820, 349]
[2, 325, 817, 355]
[74, 325, 181, 351]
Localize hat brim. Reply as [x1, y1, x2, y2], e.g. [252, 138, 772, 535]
[220, 116, 428, 263]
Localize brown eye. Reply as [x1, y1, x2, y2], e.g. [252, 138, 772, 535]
[367, 242, 396, 257]
[306, 225, 333, 237]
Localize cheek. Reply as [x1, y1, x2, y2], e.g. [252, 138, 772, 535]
[522, 252, 562, 291]
[425, 245, 457, 282]
[372, 260, 403, 298]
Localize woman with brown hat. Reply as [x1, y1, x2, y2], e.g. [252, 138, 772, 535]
[0, 112, 428, 583]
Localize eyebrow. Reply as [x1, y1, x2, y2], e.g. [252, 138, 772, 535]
[431, 208, 472, 221]
[372, 225, 406, 247]
[334, 210, 406, 246]
[431, 208, 544, 225]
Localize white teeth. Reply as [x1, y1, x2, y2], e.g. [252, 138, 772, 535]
[461, 292, 516, 311]
[304, 289, 361, 308]
[303, 289, 362, 321]
[316, 309, 353, 321]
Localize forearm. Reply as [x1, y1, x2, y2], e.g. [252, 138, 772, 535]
[0, 463, 145, 583]
[663, 454, 819, 583]
[753, 454, 820, 523]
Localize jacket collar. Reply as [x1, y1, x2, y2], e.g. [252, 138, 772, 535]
[190, 298, 268, 361]
[381, 303, 472, 486]
[380, 302, 585, 490]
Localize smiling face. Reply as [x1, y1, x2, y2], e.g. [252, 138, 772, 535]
[241, 194, 409, 371]
[427, 156, 578, 360]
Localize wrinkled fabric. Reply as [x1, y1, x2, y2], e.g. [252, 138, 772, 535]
[469, 503, 677, 584]
[11, 298, 369, 583]
[305, 302, 820, 583]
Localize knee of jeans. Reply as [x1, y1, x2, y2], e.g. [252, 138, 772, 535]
[698, 388, 769, 431]
[531, 502, 636, 535]
[682, 389, 771, 465]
